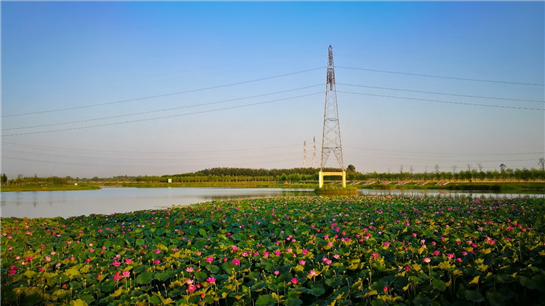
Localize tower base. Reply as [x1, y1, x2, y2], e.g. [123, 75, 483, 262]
[319, 170, 346, 188]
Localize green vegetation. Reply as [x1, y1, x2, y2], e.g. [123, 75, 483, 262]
[314, 184, 358, 194]
[2, 196, 545, 305]
[1, 184, 101, 192]
[3, 164, 544, 192]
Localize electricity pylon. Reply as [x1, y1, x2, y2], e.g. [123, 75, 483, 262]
[319, 45, 346, 187]
[303, 141, 307, 168]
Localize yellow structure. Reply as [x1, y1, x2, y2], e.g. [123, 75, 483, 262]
[319, 170, 346, 188]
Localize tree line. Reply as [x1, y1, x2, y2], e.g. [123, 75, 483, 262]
[2, 161, 544, 186]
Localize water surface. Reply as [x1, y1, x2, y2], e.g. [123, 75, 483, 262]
[1, 187, 542, 219]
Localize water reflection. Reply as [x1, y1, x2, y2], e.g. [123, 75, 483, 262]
[1, 187, 543, 219]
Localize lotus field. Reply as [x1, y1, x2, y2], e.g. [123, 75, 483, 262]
[2, 196, 545, 305]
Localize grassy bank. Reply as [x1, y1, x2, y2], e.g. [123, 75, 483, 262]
[122, 182, 317, 189]
[314, 185, 358, 194]
[1, 184, 101, 192]
[359, 182, 545, 192]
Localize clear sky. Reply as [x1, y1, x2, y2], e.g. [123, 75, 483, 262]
[1, 1, 544, 178]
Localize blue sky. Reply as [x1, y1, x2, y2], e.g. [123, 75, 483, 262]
[1, 1, 543, 178]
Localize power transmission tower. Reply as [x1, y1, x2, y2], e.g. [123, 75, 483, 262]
[312, 137, 317, 168]
[303, 141, 307, 168]
[319, 45, 346, 187]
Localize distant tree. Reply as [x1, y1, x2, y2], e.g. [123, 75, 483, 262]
[539, 158, 545, 171]
[1, 173, 7, 185]
[500, 164, 506, 172]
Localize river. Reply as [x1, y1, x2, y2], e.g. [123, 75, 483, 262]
[1, 187, 543, 219]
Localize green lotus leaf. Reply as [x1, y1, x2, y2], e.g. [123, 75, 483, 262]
[194, 271, 207, 281]
[205, 264, 220, 274]
[308, 286, 325, 297]
[465, 290, 485, 303]
[256, 294, 274, 306]
[431, 279, 447, 292]
[413, 294, 432, 306]
[136, 272, 154, 284]
[486, 290, 506, 306]
[69, 299, 88, 306]
[285, 297, 303, 306]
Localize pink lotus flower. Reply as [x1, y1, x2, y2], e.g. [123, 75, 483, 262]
[188, 285, 196, 293]
[206, 277, 216, 284]
[232, 259, 241, 266]
[302, 249, 309, 255]
[112, 261, 121, 267]
[299, 260, 306, 265]
[274, 251, 281, 256]
[309, 270, 317, 277]
[155, 249, 161, 254]
[291, 278, 298, 284]
[333, 254, 340, 259]
[186, 267, 194, 272]
[122, 271, 130, 278]
[423, 257, 431, 263]
[153, 260, 161, 264]
[274, 270, 280, 276]
[206, 256, 213, 263]
[125, 259, 132, 264]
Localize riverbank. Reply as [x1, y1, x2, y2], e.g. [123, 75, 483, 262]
[2, 181, 543, 193]
[359, 181, 545, 192]
[0, 184, 101, 192]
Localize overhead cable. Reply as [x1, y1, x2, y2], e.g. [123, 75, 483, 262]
[4, 85, 323, 131]
[337, 91, 544, 111]
[2, 67, 324, 118]
[2, 92, 322, 137]
[337, 83, 544, 103]
[336, 66, 544, 87]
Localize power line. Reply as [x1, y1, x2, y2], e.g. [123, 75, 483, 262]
[1, 142, 300, 155]
[2, 148, 300, 163]
[338, 91, 544, 111]
[2, 155, 302, 169]
[344, 145, 544, 156]
[337, 83, 544, 103]
[2, 67, 325, 118]
[4, 85, 323, 131]
[336, 66, 544, 87]
[2, 92, 322, 137]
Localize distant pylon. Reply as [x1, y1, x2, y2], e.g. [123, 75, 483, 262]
[312, 137, 317, 168]
[303, 141, 307, 168]
[320, 45, 344, 170]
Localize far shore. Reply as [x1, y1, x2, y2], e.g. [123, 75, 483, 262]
[2, 181, 544, 193]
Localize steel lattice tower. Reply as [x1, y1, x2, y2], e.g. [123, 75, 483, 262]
[303, 141, 307, 168]
[320, 45, 344, 171]
[312, 137, 317, 168]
